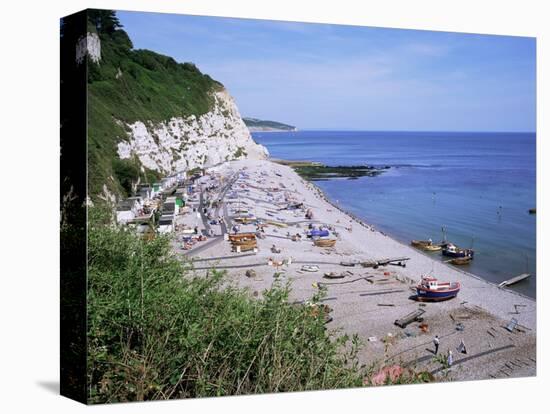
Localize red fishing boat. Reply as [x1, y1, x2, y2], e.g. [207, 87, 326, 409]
[416, 276, 461, 301]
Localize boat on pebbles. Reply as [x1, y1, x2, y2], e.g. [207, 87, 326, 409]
[323, 272, 345, 279]
[340, 260, 360, 267]
[416, 276, 461, 301]
[301, 265, 320, 272]
[314, 239, 337, 248]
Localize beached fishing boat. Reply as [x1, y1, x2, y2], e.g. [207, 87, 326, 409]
[340, 260, 360, 267]
[266, 220, 288, 228]
[416, 276, 461, 301]
[323, 272, 345, 279]
[232, 239, 258, 247]
[229, 231, 257, 251]
[234, 216, 256, 224]
[234, 243, 257, 252]
[301, 265, 319, 272]
[314, 239, 337, 248]
[442, 243, 474, 258]
[228, 232, 256, 240]
[308, 229, 330, 238]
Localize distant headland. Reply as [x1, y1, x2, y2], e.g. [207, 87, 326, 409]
[243, 117, 297, 132]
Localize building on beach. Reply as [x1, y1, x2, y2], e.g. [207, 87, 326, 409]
[115, 196, 143, 224]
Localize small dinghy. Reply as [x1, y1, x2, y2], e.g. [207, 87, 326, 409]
[416, 276, 460, 301]
[308, 229, 330, 238]
[447, 257, 472, 265]
[229, 233, 256, 242]
[301, 265, 319, 272]
[314, 239, 337, 248]
[340, 260, 360, 267]
[411, 239, 432, 248]
[423, 244, 442, 252]
[323, 272, 345, 279]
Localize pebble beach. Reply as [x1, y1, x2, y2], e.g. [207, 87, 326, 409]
[175, 158, 536, 382]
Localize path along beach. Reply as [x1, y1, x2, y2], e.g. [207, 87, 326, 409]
[174, 158, 536, 382]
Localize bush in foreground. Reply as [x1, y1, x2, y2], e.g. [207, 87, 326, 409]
[86, 208, 365, 403]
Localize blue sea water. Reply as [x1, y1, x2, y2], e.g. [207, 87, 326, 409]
[253, 130, 537, 298]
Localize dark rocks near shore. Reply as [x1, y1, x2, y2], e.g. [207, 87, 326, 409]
[292, 163, 390, 181]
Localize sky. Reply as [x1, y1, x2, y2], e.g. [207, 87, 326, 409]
[117, 10, 536, 132]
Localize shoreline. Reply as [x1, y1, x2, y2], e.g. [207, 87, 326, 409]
[306, 178, 536, 303]
[175, 157, 536, 381]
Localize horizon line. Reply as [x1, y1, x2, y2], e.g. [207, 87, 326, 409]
[250, 128, 536, 134]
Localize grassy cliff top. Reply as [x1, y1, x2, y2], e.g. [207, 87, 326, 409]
[63, 10, 223, 197]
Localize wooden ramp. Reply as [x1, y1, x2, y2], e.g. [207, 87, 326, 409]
[361, 256, 410, 268]
[394, 308, 426, 328]
[498, 273, 530, 288]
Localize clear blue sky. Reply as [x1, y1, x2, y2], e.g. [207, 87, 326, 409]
[117, 10, 536, 132]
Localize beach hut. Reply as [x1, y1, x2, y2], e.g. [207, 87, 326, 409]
[162, 199, 177, 218]
[158, 215, 174, 234]
[116, 197, 142, 224]
[175, 188, 186, 207]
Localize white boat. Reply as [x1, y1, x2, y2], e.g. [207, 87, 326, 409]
[301, 265, 319, 272]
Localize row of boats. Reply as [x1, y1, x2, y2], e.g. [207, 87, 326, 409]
[411, 239, 474, 265]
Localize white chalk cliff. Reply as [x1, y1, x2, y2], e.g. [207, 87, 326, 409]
[76, 32, 101, 65]
[116, 89, 268, 175]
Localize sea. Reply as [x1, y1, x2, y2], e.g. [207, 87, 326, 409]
[253, 130, 537, 298]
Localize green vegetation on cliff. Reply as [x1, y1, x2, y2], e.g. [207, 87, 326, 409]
[62, 10, 223, 197]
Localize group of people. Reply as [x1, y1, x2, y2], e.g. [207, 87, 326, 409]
[433, 335, 468, 368]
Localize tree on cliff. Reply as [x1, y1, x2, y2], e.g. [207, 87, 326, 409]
[87, 9, 123, 34]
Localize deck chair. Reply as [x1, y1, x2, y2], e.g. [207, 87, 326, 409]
[505, 318, 518, 332]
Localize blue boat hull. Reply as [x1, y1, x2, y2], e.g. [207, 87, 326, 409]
[442, 249, 474, 258]
[416, 288, 460, 301]
[308, 230, 330, 238]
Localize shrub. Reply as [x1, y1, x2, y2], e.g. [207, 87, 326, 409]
[87, 207, 365, 403]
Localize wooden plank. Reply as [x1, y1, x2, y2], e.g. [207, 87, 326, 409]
[498, 273, 530, 288]
[394, 309, 425, 328]
[377, 256, 410, 265]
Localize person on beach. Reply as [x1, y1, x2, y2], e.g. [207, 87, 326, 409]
[433, 335, 440, 355]
[447, 350, 453, 367]
[458, 339, 467, 354]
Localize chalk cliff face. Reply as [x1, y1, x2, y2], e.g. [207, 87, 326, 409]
[75, 32, 101, 65]
[81, 10, 268, 197]
[116, 89, 268, 175]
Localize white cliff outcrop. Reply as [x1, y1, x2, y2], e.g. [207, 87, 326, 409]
[76, 32, 101, 65]
[116, 89, 268, 174]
